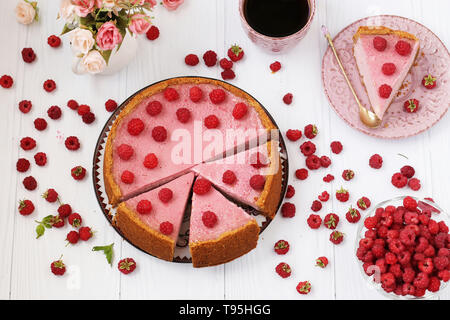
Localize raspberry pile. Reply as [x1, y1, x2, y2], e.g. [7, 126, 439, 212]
[392, 165, 421, 191]
[65, 99, 96, 125]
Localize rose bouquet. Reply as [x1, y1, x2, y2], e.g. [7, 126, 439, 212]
[59, 0, 156, 74]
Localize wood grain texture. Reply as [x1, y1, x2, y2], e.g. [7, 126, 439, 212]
[0, 0, 449, 300]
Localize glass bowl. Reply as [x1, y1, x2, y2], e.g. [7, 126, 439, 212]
[355, 196, 449, 300]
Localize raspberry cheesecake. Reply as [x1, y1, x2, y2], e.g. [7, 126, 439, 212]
[114, 172, 195, 261]
[189, 180, 259, 268]
[353, 26, 420, 120]
[104, 77, 276, 205]
[191, 141, 282, 218]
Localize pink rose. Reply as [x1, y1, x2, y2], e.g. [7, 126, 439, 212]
[96, 21, 123, 51]
[128, 14, 151, 35]
[72, 0, 95, 17]
[162, 0, 184, 11]
[145, 0, 157, 8]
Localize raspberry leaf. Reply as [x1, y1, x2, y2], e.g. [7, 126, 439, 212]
[35, 224, 45, 239]
[92, 243, 114, 266]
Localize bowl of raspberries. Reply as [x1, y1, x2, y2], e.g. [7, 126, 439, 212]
[355, 196, 449, 299]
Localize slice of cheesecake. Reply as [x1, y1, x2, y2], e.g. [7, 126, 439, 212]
[353, 26, 420, 120]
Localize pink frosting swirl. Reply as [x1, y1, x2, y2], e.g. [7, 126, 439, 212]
[162, 0, 184, 11]
[96, 21, 123, 51]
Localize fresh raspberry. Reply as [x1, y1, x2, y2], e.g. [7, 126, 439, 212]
[71, 166, 86, 180]
[286, 129, 301, 141]
[77, 104, 90, 116]
[18, 199, 35, 216]
[336, 187, 349, 202]
[274, 240, 290, 255]
[434, 256, 449, 271]
[428, 220, 440, 235]
[330, 231, 344, 244]
[0, 75, 13, 88]
[400, 165, 415, 179]
[342, 169, 354, 181]
[299, 141, 316, 156]
[285, 185, 295, 198]
[219, 58, 233, 70]
[118, 258, 137, 274]
[20, 137, 36, 151]
[82, 112, 95, 124]
[391, 172, 408, 188]
[318, 191, 330, 202]
[202, 211, 218, 228]
[304, 124, 318, 139]
[67, 213, 82, 228]
[193, 178, 212, 195]
[296, 281, 311, 294]
[16, 158, 30, 172]
[47, 105, 62, 120]
[359, 237, 374, 250]
[203, 50, 217, 67]
[428, 277, 441, 292]
[34, 118, 47, 131]
[184, 54, 199, 66]
[18, 100, 32, 113]
[143, 153, 158, 169]
[403, 196, 418, 210]
[373, 36, 387, 51]
[121, 170, 134, 184]
[127, 118, 145, 137]
[364, 216, 378, 229]
[323, 174, 334, 183]
[382, 63, 396, 76]
[379, 84, 392, 98]
[295, 168, 308, 180]
[66, 230, 79, 244]
[395, 40, 412, 56]
[269, 61, 281, 73]
[21, 48, 36, 63]
[413, 272, 430, 289]
[438, 270, 450, 282]
[324, 213, 339, 229]
[175, 108, 191, 123]
[67, 99, 79, 110]
[158, 188, 173, 203]
[249, 174, 265, 191]
[281, 202, 295, 218]
[399, 228, 416, 246]
[47, 35, 61, 47]
[404, 99, 419, 113]
[163, 87, 179, 101]
[402, 267, 416, 283]
[330, 141, 343, 154]
[418, 257, 434, 274]
[160, 221, 174, 235]
[43, 79, 56, 92]
[58, 204, 72, 218]
[136, 200, 152, 214]
[282, 93, 293, 105]
[222, 170, 236, 185]
[369, 154, 383, 169]
[346, 207, 361, 223]
[209, 89, 226, 104]
[227, 44, 244, 62]
[50, 258, 66, 276]
[232, 103, 248, 120]
[34, 152, 47, 166]
[438, 221, 449, 233]
[316, 257, 328, 268]
[189, 86, 203, 102]
[23, 176, 37, 190]
[221, 69, 236, 80]
[320, 156, 332, 168]
[65, 136, 80, 151]
[311, 200, 322, 212]
[143, 101, 161, 117]
[275, 262, 291, 278]
[51, 216, 65, 230]
[146, 25, 159, 40]
[117, 144, 134, 161]
[307, 214, 322, 229]
[76, 227, 92, 241]
[422, 75, 437, 89]
[42, 189, 58, 203]
[357, 197, 371, 210]
[204, 115, 220, 129]
[104, 99, 117, 112]
[305, 155, 321, 170]
[151, 126, 167, 142]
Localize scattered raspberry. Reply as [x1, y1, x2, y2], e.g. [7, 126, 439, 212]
[274, 240, 290, 255]
[329, 231, 344, 244]
[219, 58, 233, 70]
[336, 187, 349, 202]
[58, 204, 72, 218]
[34, 152, 47, 166]
[71, 166, 86, 180]
[222, 170, 236, 185]
[295, 168, 308, 180]
[184, 54, 199, 66]
[42, 189, 58, 203]
[330, 141, 343, 154]
[221, 69, 235, 80]
[373, 36, 387, 51]
[304, 124, 318, 139]
[21, 48, 36, 63]
[0, 75, 13, 88]
[151, 126, 167, 142]
[47, 105, 62, 120]
[20, 137, 36, 151]
[16, 158, 30, 173]
[391, 172, 408, 188]
[79, 227, 93, 241]
[285, 185, 295, 198]
[286, 129, 301, 141]
[67, 213, 82, 228]
[209, 88, 226, 104]
[121, 170, 134, 184]
[318, 191, 330, 202]
[324, 213, 339, 229]
[143, 153, 158, 169]
[305, 155, 321, 170]
[316, 257, 328, 268]
[47, 35, 61, 47]
[23, 176, 37, 190]
[53, 218, 66, 231]
[18, 100, 32, 113]
[346, 207, 361, 223]
[34, 118, 47, 131]
[202, 211, 218, 228]
[18, 199, 34, 216]
[50, 258, 66, 276]
[189, 86, 203, 102]
[204, 115, 220, 129]
[146, 25, 159, 40]
[382, 63, 396, 76]
[311, 200, 322, 212]
[65, 136, 80, 151]
[163, 87, 179, 101]
[227, 44, 244, 62]
[136, 200, 152, 214]
[249, 174, 265, 190]
[281, 202, 295, 218]
[193, 178, 212, 195]
[342, 169, 355, 181]
[400, 165, 415, 179]
[77, 104, 90, 116]
[203, 50, 217, 67]
[307, 214, 322, 229]
[300, 141, 316, 156]
[66, 230, 79, 244]
[105, 99, 118, 112]
[146, 100, 162, 116]
[158, 188, 173, 203]
[296, 281, 311, 294]
[369, 154, 383, 169]
[357, 197, 371, 210]
[403, 99, 419, 113]
[323, 174, 334, 183]
[395, 40, 412, 56]
[320, 156, 332, 168]
[408, 178, 421, 191]
[118, 258, 137, 274]
[43, 79, 56, 92]
[282, 93, 293, 105]
[176, 107, 191, 123]
[232, 103, 248, 120]
[67, 99, 79, 110]
[422, 75, 437, 89]
[275, 262, 291, 278]
[159, 221, 173, 235]
[82, 111, 95, 124]
[117, 144, 134, 160]
[270, 61, 281, 73]
[379, 84, 392, 98]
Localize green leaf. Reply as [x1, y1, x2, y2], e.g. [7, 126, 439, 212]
[61, 24, 74, 36]
[36, 224, 45, 239]
[100, 50, 112, 65]
[92, 243, 114, 265]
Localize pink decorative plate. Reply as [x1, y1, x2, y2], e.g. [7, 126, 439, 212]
[322, 15, 450, 139]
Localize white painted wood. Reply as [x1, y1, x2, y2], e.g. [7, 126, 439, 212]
[0, 0, 449, 300]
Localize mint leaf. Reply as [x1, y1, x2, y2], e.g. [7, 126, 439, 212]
[92, 243, 114, 265]
[36, 224, 45, 239]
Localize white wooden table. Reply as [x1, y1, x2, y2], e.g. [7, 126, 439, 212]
[1, 0, 449, 300]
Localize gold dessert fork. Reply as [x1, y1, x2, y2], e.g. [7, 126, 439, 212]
[322, 25, 382, 128]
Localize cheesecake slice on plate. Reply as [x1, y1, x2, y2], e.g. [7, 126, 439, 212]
[353, 26, 420, 120]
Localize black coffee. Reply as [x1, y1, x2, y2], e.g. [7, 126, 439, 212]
[244, 0, 310, 38]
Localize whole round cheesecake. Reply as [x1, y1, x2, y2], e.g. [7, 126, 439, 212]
[103, 77, 283, 265]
